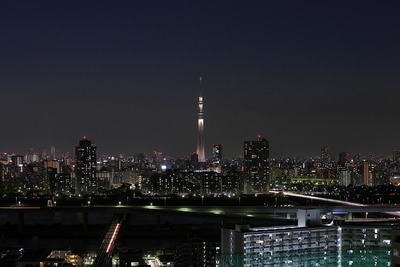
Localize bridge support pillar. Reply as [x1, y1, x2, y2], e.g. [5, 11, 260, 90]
[345, 212, 353, 221]
[18, 211, 24, 233]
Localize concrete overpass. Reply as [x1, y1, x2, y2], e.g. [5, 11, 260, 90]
[2, 204, 400, 224]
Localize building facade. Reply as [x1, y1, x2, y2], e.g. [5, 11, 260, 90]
[211, 144, 223, 173]
[243, 136, 269, 193]
[75, 137, 97, 194]
[341, 222, 392, 266]
[220, 210, 340, 267]
[175, 241, 219, 267]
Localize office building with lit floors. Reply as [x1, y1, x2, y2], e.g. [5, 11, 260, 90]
[219, 210, 340, 267]
[75, 136, 97, 194]
[243, 136, 269, 193]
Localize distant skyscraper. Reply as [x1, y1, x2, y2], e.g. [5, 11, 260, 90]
[353, 153, 360, 164]
[51, 146, 56, 159]
[0, 163, 4, 182]
[363, 160, 372, 186]
[394, 149, 400, 162]
[75, 136, 97, 194]
[24, 151, 39, 164]
[196, 77, 205, 162]
[321, 145, 329, 163]
[338, 152, 347, 167]
[212, 144, 222, 165]
[190, 152, 199, 170]
[212, 144, 223, 173]
[243, 135, 269, 193]
[11, 155, 24, 173]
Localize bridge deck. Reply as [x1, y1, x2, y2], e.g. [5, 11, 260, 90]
[92, 215, 123, 267]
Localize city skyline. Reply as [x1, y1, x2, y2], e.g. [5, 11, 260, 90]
[1, 1, 400, 157]
[1, 138, 398, 161]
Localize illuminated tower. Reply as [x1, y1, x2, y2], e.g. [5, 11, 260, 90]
[197, 77, 206, 162]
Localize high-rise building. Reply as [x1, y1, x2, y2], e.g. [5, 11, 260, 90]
[339, 168, 352, 186]
[338, 152, 347, 167]
[190, 153, 199, 168]
[394, 149, 400, 163]
[11, 155, 24, 173]
[51, 173, 73, 196]
[353, 153, 360, 164]
[75, 136, 97, 194]
[197, 77, 206, 163]
[243, 136, 269, 193]
[363, 160, 373, 186]
[50, 146, 56, 159]
[321, 145, 329, 163]
[0, 163, 4, 182]
[44, 160, 61, 174]
[200, 171, 221, 196]
[212, 144, 223, 173]
[25, 151, 40, 164]
[212, 144, 222, 164]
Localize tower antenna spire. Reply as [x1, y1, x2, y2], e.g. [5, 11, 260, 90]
[199, 76, 203, 96]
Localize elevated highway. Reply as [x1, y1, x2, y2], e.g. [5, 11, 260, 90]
[1, 192, 400, 227]
[2, 204, 400, 218]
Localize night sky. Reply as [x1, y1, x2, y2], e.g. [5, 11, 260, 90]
[1, 1, 400, 158]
